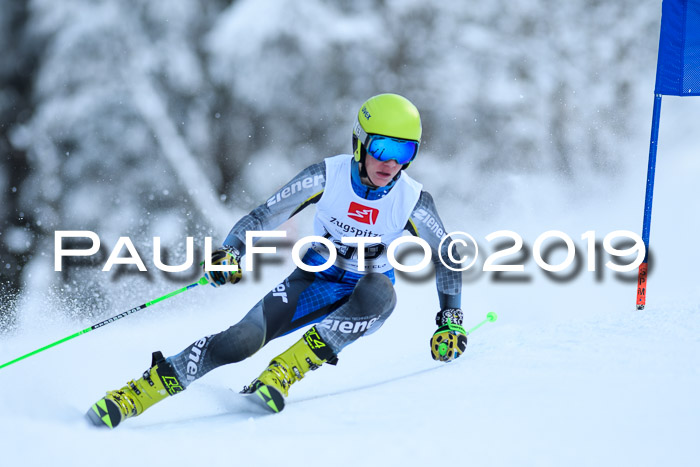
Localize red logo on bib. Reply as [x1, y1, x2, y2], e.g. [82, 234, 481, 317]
[347, 202, 379, 225]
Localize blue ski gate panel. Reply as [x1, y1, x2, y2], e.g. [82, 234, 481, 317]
[655, 0, 700, 96]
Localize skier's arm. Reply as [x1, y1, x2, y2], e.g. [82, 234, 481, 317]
[406, 191, 467, 362]
[405, 191, 462, 310]
[222, 161, 327, 255]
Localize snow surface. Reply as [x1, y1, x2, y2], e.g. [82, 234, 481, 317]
[1, 97, 699, 467]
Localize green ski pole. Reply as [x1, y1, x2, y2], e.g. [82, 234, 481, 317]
[0, 276, 210, 370]
[468, 311, 498, 334]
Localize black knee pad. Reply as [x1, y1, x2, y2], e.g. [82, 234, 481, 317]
[348, 273, 397, 316]
[316, 274, 397, 354]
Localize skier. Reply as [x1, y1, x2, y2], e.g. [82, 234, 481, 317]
[87, 93, 466, 428]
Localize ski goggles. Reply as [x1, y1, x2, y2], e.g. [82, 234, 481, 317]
[354, 121, 419, 165]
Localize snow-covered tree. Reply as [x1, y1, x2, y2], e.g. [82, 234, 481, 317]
[0, 0, 662, 322]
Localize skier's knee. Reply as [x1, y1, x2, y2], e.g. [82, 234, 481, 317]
[349, 273, 396, 317]
[315, 274, 396, 353]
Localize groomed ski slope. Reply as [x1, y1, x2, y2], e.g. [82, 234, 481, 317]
[1, 268, 698, 467]
[1, 102, 699, 466]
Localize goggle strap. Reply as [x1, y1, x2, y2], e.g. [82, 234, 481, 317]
[355, 119, 418, 165]
[354, 121, 371, 147]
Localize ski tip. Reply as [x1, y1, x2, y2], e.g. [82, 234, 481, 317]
[486, 311, 498, 322]
[255, 384, 285, 413]
[86, 398, 122, 429]
[241, 381, 286, 413]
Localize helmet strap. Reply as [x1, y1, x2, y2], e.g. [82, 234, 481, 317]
[358, 146, 381, 188]
[358, 146, 369, 178]
[359, 162, 380, 189]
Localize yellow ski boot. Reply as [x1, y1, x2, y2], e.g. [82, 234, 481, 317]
[242, 326, 337, 413]
[87, 351, 184, 428]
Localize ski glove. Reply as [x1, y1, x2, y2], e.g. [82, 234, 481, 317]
[430, 308, 467, 362]
[203, 246, 242, 287]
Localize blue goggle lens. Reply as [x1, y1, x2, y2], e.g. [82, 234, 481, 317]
[366, 135, 419, 165]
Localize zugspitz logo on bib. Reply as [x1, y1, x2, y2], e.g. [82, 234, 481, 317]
[347, 202, 379, 225]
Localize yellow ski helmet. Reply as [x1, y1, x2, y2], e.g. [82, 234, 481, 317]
[352, 93, 422, 169]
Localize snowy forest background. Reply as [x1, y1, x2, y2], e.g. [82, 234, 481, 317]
[3, 4, 700, 464]
[0, 0, 672, 325]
